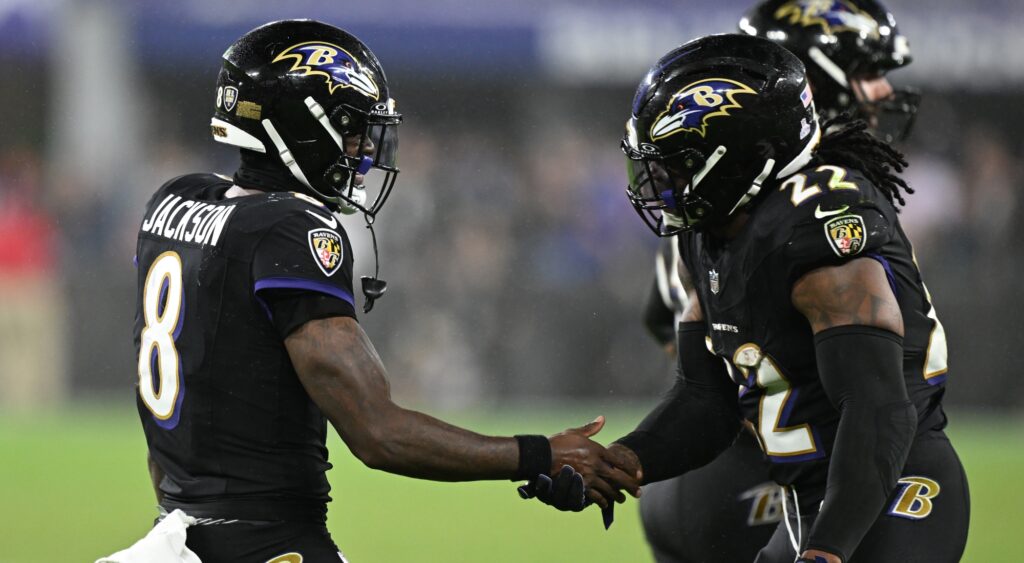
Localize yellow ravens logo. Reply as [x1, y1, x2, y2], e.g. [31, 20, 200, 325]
[650, 78, 757, 140]
[888, 476, 941, 520]
[308, 228, 343, 277]
[272, 41, 380, 100]
[266, 553, 303, 563]
[739, 482, 784, 526]
[774, 0, 880, 38]
[824, 214, 866, 256]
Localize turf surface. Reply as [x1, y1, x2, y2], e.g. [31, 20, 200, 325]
[0, 403, 1018, 562]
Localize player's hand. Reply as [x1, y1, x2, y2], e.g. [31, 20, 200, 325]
[517, 464, 617, 529]
[548, 416, 642, 509]
[601, 442, 643, 485]
[517, 465, 587, 511]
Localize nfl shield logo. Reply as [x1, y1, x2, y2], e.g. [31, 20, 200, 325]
[709, 269, 720, 294]
[824, 214, 867, 257]
[308, 228, 343, 277]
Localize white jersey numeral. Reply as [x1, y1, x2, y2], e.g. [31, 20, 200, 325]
[138, 251, 184, 422]
[733, 344, 819, 459]
[781, 165, 859, 207]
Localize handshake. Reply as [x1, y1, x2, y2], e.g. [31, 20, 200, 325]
[516, 416, 643, 528]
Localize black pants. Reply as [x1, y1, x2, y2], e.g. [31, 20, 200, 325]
[755, 431, 970, 563]
[183, 520, 346, 563]
[640, 430, 780, 563]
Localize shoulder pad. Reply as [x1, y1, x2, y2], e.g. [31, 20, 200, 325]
[758, 164, 898, 284]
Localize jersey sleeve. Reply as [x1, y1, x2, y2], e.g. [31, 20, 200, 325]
[779, 171, 897, 287]
[251, 208, 357, 333]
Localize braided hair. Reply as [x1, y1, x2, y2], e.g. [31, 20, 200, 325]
[812, 116, 914, 208]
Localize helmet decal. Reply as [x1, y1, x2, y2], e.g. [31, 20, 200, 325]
[650, 78, 757, 141]
[272, 41, 380, 100]
[774, 0, 879, 37]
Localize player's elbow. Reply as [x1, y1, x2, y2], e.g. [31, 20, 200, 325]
[344, 405, 408, 472]
[351, 441, 391, 471]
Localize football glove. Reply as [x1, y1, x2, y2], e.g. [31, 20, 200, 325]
[517, 465, 616, 529]
[517, 465, 586, 512]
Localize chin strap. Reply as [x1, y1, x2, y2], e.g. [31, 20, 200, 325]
[728, 158, 776, 215]
[262, 119, 314, 190]
[360, 212, 387, 313]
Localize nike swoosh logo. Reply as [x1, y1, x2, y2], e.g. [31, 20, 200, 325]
[305, 210, 338, 229]
[814, 204, 850, 219]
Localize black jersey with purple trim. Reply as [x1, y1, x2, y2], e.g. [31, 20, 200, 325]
[678, 163, 949, 493]
[133, 173, 356, 521]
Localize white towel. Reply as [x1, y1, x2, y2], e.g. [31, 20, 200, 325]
[96, 509, 201, 563]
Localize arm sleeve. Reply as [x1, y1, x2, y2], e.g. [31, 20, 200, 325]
[615, 321, 741, 483]
[251, 211, 357, 336]
[804, 325, 917, 561]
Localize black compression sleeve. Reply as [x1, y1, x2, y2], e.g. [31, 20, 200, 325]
[615, 322, 740, 483]
[804, 326, 917, 561]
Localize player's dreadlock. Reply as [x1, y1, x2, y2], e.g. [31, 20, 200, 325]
[811, 115, 914, 208]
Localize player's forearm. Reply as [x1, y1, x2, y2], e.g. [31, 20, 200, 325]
[804, 326, 917, 560]
[615, 384, 739, 483]
[344, 404, 520, 481]
[615, 321, 740, 483]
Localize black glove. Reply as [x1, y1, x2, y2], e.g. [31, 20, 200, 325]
[517, 465, 586, 512]
[517, 465, 616, 529]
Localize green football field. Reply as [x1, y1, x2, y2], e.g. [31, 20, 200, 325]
[0, 403, 1019, 562]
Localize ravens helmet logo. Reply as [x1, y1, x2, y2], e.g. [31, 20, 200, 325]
[649, 78, 757, 140]
[273, 41, 380, 100]
[774, 0, 880, 37]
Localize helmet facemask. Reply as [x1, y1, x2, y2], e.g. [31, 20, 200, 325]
[624, 140, 722, 236]
[312, 99, 402, 218]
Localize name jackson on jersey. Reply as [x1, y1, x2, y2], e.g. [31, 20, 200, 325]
[141, 191, 238, 246]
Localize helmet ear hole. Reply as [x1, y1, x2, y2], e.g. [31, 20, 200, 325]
[330, 106, 355, 132]
[679, 149, 706, 172]
[325, 164, 350, 188]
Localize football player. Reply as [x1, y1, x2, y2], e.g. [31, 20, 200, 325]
[739, 0, 919, 143]
[133, 20, 638, 562]
[546, 34, 969, 562]
[635, 2, 920, 560]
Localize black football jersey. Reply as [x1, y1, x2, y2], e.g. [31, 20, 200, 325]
[678, 164, 948, 492]
[133, 173, 357, 520]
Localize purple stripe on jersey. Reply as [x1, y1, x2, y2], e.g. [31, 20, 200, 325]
[865, 252, 899, 298]
[133, 255, 138, 268]
[779, 386, 800, 424]
[925, 373, 948, 386]
[254, 277, 355, 306]
[769, 450, 826, 464]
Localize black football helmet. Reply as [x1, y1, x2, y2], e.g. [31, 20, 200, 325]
[624, 34, 821, 236]
[739, 0, 918, 142]
[211, 20, 401, 216]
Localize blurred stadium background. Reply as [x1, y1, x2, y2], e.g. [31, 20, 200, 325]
[0, 0, 1021, 561]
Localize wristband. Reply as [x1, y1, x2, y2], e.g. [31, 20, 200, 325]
[512, 435, 552, 481]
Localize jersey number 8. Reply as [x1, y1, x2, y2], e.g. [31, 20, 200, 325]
[138, 251, 185, 429]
